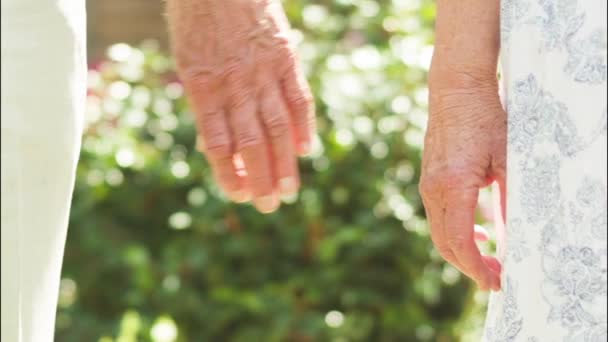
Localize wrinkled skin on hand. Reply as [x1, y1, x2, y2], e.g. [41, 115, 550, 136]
[166, 0, 315, 213]
[420, 77, 507, 291]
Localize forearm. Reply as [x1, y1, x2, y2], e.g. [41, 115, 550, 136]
[429, 0, 500, 91]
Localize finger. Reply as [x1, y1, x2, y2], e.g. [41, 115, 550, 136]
[420, 176, 481, 287]
[258, 79, 299, 199]
[474, 224, 489, 242]
[491, 181, 506, 232]
[421, 195, 463, 270]
[227, 76, 279, 213]
[482, 255, 503, 276]
[492, 115, 507, 222]
[497, 176, 507, 226]
[444, 192, 501, 291]
[193, 110, 249, 203]
[183, 76, 249, 203]
[280, 57, 315, 156]
[233, 153, 247, 178]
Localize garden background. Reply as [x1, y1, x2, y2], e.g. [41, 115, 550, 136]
[58, 0, 497, 340]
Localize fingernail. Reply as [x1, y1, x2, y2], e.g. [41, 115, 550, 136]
[494, 278, 502, 292]
[474, 224, 489, 242]
[279, 177, 298, 196]
[254, 195, 279, 213]
[298, 142, 311, 156]
[229, 190, 251, 203]
[477, 281, 490, 292]
[281, 192, 299, 204]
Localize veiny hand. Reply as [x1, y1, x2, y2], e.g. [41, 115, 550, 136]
[166, 0, 315, 213]
[419, 78, 506, 291]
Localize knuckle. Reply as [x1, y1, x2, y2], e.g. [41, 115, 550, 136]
[224, 57, 248, 80]
[276, 45, 298, 72]
[225, 66, 255, 108]
[435, 245, 454, 262]
[184, 80, 215, 100]
[198, 111, 224, 129]
[235, 130, 263, 149]
[443, 166, 470, 181]
[182, 69, 212, 84]
[430, 163, 461, 180]
[264, 113, 290, 139]
[430, 236, 455, 262]
[283, 72, 312, 105]
[423, 166, 476, 196]
[277, 44, 297, 64]
[179, 67, 217, 91]
[418, 177, 432, 196]
[290, 93, 314, 119]
[230, 87, 255, 109]
[172, 49, 195, 75]
[198, 118, 228, 144]
[205, 143, 232, 160]
[418, 175, 440, 199]
[446, 235, 468, 252]
[297, 90, 314, 106]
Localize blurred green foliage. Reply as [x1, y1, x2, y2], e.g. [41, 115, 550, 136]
[58, 0, 491, 341]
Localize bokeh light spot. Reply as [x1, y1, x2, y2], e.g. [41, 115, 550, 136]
[169, 211, 192, 230]
[150, 317, 178, 342]
[116, 148, 135, 168]
[187, 188, 207, 206]
[324, 310, 344, 328]
[170, 161, 190, 178]
[107, 43, 132, 62]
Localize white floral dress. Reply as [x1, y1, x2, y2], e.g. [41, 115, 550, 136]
[483, 0, 607, 341]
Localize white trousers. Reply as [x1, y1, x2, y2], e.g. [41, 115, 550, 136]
[1, 0, 86, 341]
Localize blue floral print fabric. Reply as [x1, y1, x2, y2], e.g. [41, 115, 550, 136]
[483, 0, 607, 341]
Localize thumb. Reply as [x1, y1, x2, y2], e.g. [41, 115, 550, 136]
[491, 118, 507, 223]
[491, 152, 506, 225]
[497, 176, 506, 226]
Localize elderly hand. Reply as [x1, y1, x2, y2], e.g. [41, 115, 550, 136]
[167, 0, 315, 213]
[420, 0, 504, 291]
[420, 79, 506, 291]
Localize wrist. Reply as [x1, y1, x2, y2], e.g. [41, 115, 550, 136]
[428, 60, 498, 94]
[428, 62, 502, 120]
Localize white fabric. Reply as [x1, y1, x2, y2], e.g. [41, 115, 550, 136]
[1, 0, 86, 340]
[1, 0, 606, 341]
[484, 0, 607, 341]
